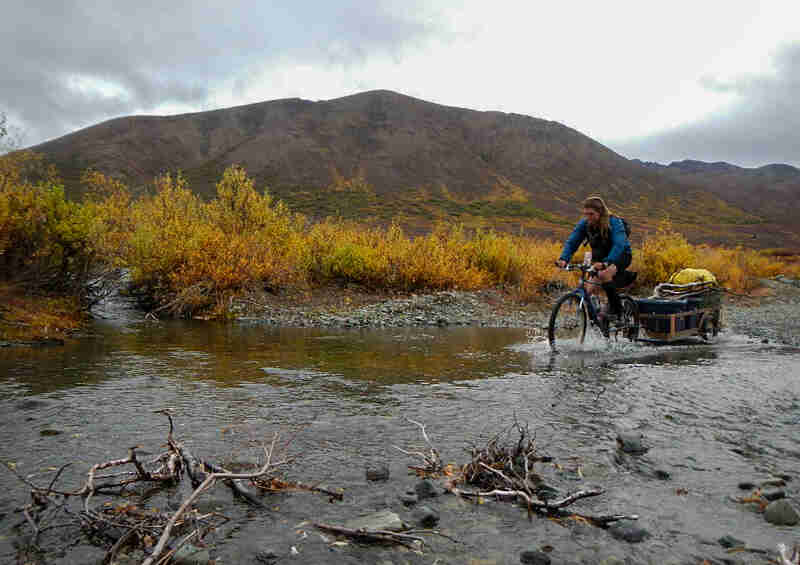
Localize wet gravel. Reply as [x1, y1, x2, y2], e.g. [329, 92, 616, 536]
[236, 276, 800, 347]
[725, 277, 800, 347]
[235, 289, 552, 329]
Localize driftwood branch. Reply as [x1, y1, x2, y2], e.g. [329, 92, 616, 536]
[313, 522, 424, 550]
[253, 478, 344, 501]
[397, 418, 638, 528]
[5, 411, 336, 565]
[393, 417, 444, 475]
[142, 433, 286, 565]
[446, 486, 604, 510]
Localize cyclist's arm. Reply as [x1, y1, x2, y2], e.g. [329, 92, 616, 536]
[602, 217, 630, 266]
[559, 219, 588, 263]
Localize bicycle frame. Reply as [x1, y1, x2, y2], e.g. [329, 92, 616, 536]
[562, 264, 604, 325]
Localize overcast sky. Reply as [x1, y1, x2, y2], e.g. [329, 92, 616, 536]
[2, 1, 799, 167]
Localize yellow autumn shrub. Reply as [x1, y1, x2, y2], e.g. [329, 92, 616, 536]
[123, 167, 310, 314]
[634, 221, 698, 287]
[695, 245, 784, 292]
[512, 238, 570, 301]
[0, 170, 97, 291]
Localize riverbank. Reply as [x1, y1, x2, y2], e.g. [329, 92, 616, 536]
[231, 286, 553, 329]
[4, 274, 800, 348]
[725, 275, 800, 347]
[0, 285, 86, 346]
[231, 275, 800, 346]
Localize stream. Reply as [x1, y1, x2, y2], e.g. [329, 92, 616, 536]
[1, 317, 799, 564]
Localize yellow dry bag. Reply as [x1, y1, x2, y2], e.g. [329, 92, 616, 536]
[668, 268, 718, 286]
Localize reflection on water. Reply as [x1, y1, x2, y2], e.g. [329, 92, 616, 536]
[1, 320, 800, 564]
[0, 322, 534, 396]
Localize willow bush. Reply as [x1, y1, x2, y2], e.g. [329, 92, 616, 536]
[0, 154, 100, 294]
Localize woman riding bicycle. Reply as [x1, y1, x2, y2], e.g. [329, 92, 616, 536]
[556, 196, 633, 323]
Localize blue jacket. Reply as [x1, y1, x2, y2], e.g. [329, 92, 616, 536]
[559, 216, 631, 266]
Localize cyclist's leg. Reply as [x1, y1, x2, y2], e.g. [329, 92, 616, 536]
[603, 252, 632, 316]
[603, 282, 622, 316]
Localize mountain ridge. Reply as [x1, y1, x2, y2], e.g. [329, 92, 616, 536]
[28, 89, 799, 247]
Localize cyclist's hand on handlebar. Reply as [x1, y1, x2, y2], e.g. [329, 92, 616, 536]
[556, 259, 567, 268]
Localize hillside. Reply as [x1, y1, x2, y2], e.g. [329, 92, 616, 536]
[30, 90, 797, 247]
[634, 159, 800, 227]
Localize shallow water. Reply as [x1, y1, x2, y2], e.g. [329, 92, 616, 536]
[1, 320, 799, 564]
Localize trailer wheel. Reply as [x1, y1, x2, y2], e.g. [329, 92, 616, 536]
[699, 314, 718, 343]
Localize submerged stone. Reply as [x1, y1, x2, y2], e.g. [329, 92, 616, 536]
[608, 520, 650, 543]
[718, 534, 745, 548]
[763, 489, 786, 501]
[254, 547, 279, 564]
[616, 431, 647, 454]
[653, 468, 671, 480]
[415, 479, 439, 500]
[412, 505, 439, 528]
[172, 544, 211, 565]
[365, 464, 390, 482]
[764, 499, 800, 526]
[344, 509, 405, 532]
[520, 550, 551, 564]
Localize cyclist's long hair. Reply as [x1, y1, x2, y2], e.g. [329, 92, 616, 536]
[582, 196, 611, 238]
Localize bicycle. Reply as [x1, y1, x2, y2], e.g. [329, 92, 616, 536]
[548, 263, 640, 352]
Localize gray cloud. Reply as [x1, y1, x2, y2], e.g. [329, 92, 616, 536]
[609, 41, 800, 167]
[0, 1, 440, 146]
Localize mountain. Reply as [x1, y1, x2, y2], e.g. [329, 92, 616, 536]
[633, 159, 800, 227]
[29, 90, 797, 247]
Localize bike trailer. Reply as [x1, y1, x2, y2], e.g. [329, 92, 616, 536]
[636, 281, 722, 342]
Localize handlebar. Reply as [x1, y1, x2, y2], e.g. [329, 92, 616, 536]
[555, 262, 598, 275]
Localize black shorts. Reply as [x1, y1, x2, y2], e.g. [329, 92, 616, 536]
[594, 250, 634, 287]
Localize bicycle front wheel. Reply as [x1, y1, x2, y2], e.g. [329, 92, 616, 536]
[548, 293, 587, 351]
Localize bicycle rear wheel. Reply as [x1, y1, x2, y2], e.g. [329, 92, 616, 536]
[548, 293, 587, 351]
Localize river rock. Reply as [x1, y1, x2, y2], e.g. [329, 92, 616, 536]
[114, 549, 146, 565]
[16, 399, 48, 410]
[172, 544, 211, 565]
[365, 464, 390, 482]
[653, 468, 671, 480]
[763, 489, 786, 501]
[718, 534, 745, 548]
[254, 547, 279, 563]
[616, 431, 647, 454]
[399, 493, 418, 506]
[415, 479, 439, 500]
[344, 509, 405, 532]
[412, 505, 439, 528]
[608, 520, 650, 543]
[520, 550, 551, 564]
[764, 499, 800, 526]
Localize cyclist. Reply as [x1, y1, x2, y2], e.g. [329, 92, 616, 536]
[556, 196, 633, 323]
